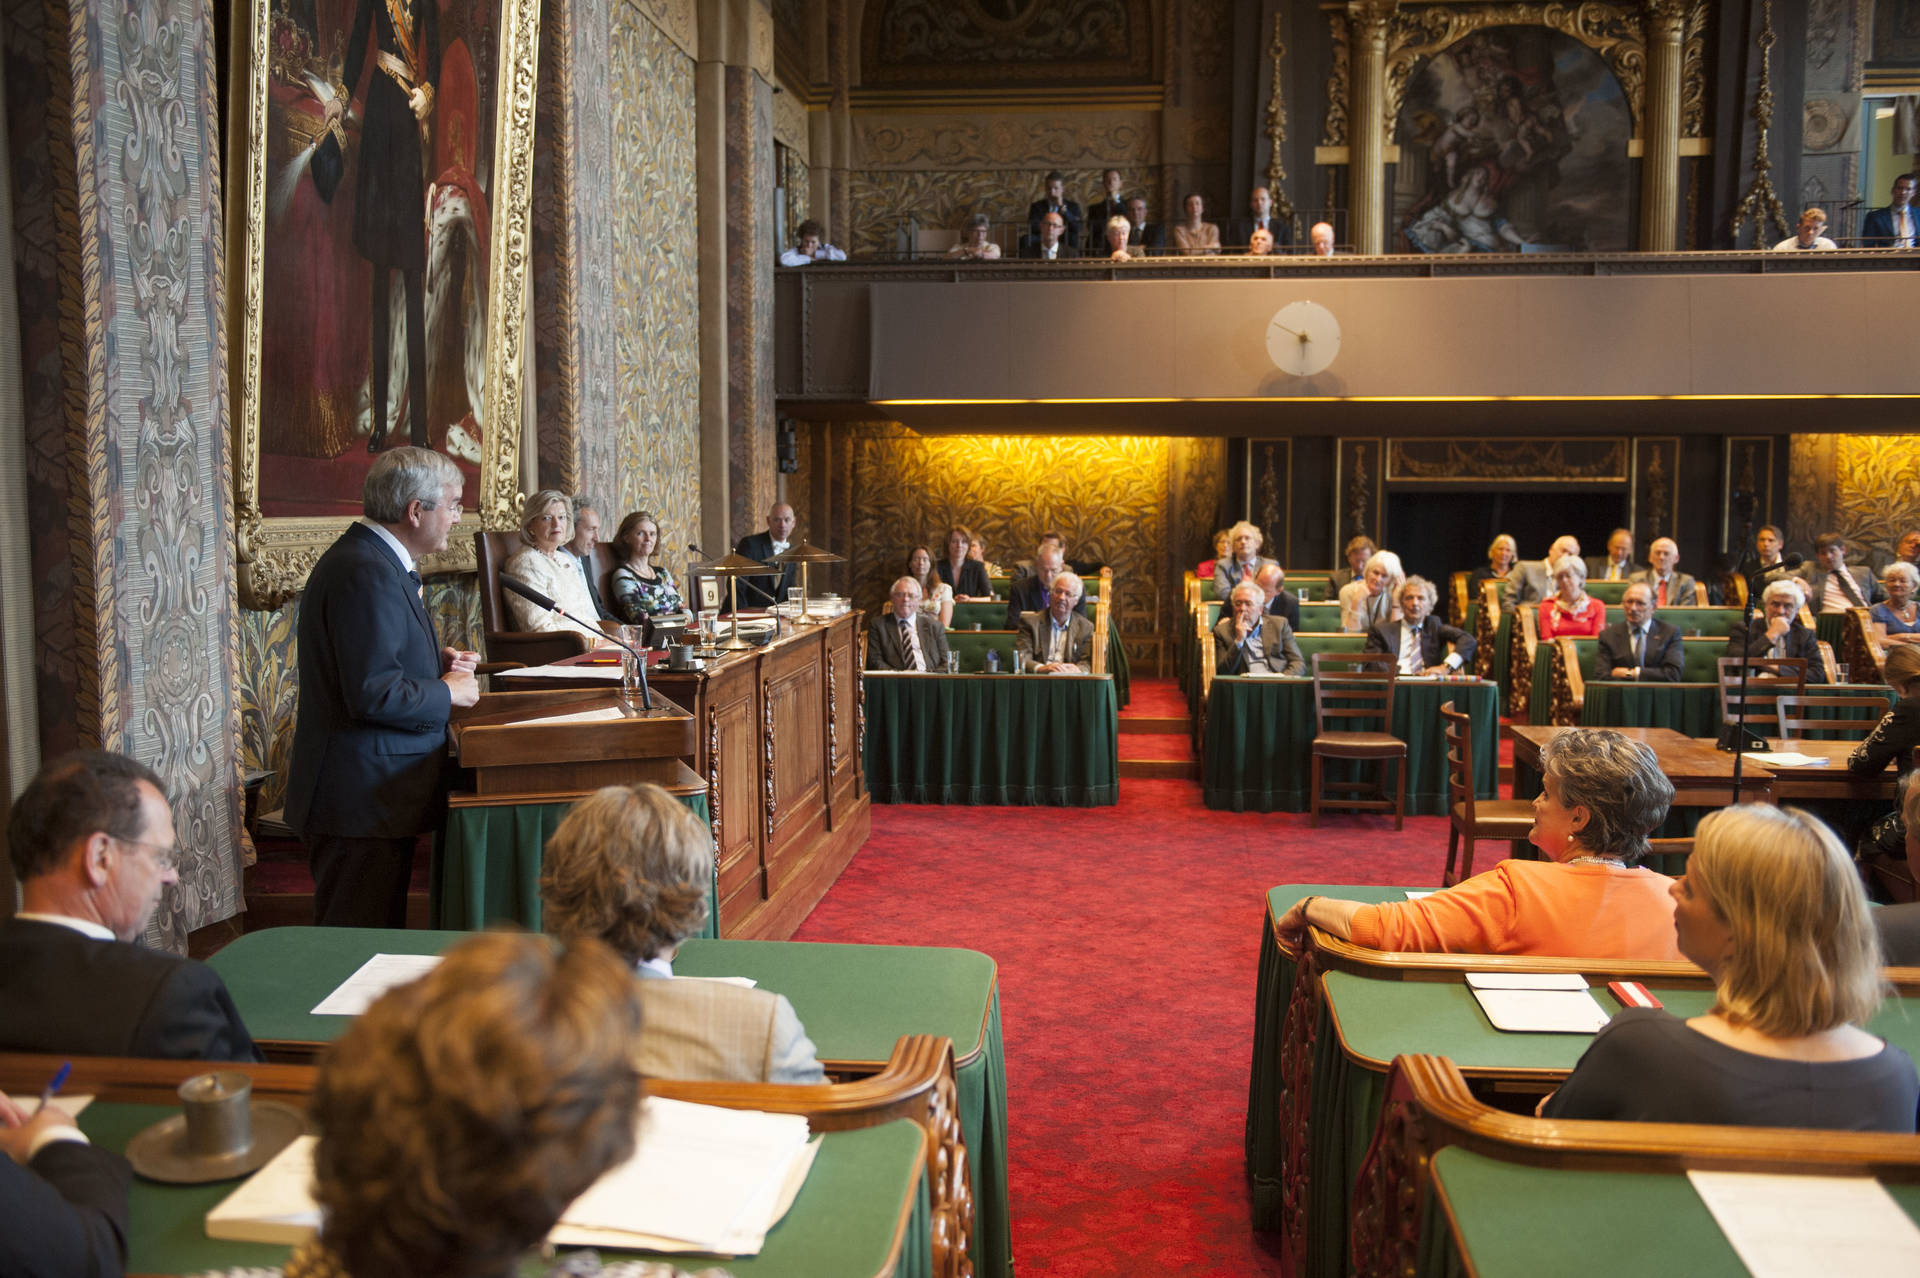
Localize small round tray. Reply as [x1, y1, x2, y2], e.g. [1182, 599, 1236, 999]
[125, 1100, 308, 1184]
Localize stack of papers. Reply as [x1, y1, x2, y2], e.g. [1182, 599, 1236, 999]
[1748, 751, 1831, 768]
[207, 1099, 817, 1258]
[310, 954, 444, 1015]
[496, 663, 623, 680]
[1465, 972, 1610, 1034]
[1688, 1170, 1920, 1277]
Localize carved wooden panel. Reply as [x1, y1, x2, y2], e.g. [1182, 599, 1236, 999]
[709, 677, 764, 916]
[765, 640, 827, 875]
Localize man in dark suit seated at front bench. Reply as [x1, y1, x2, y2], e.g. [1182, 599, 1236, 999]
[1596, 582, 1684, 681]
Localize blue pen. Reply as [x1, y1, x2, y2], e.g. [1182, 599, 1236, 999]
[31, 1060, 72, 1116]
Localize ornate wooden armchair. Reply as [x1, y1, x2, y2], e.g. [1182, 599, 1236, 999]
[1471, 579, 1501, 680]
[1508, 604, 1539, 720]
[475, 529, 597, 668]
[1844, 604, 1889, 683]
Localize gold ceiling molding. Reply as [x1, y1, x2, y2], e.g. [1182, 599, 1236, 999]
[855, 113, 1159, 169]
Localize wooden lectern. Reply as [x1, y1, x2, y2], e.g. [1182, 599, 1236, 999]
[450, 687, 702, 797]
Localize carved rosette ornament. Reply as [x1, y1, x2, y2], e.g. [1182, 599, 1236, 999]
[927, 1067, 976, 1278]
[1348, 1090, 1430, 1278]
[762, 677, 777, 844]
[826, 650, 840, 770]
[705, 704, 722, 861]
[1277, 948, 1324, 1267]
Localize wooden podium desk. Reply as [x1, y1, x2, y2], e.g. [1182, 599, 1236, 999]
[496, 612, 869, 939]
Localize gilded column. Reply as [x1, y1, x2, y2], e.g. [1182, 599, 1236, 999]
[1640, 0, 1688, 252]
[1346, 1, 1397, 255]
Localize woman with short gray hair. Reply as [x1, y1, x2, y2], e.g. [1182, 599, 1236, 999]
[1538, 552, 1605, 638]
[1871, 561, 1920, 647]
[502, 489, 605, 643]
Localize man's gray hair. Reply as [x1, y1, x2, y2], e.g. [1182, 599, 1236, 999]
[891, 576, 923, 596]
[570, 493, 600, 521]
[1763, 578, 1805, 608]
[363, 447, 462, 523]
[1399, 575, 1439, 608]
[1230, 581, 1263, 605]
[1053, 570, 1085, 601]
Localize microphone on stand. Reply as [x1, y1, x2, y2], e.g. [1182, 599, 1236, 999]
[1751, 552, 1805, 584]
[687, 543, 707, 559]
[499, 575, 649, 710]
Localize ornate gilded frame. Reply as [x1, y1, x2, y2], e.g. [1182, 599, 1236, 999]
[224, 0, 542, 608]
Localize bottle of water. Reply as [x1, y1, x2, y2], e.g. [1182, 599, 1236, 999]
[985, 649, 1000, 673]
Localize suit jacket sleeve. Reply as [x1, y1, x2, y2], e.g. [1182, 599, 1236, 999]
[1436, 620, 1475, 665]
[1272, 621, 1305, 677]
[0, 1141, 130, 1278]
[865, 618, 896, 670]
[1213, 623, 1250, 676]
[1596, 626, 1628, 674]
[325, 556, 453, 733]
[1725, 623, 1771, 659]
[1014, 615, 1038, 661]
[1274, 593, 1300, 631]
[1648, 627, 1685, 682]
[920, 616, 950, 669]
[130, 961, 263, 1063]
[765, 994, 827, 1084]
[1674, 575, 1698, 607]
[1362, 624, 1392, 656]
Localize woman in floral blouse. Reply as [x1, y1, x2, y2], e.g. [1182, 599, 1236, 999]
[1537, 554, 1607, 638]
[608, 509, 686, 624]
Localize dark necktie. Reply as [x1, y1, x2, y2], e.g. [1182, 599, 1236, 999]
[407, 568, 423, 602]
[1631, 627, 1642, 667]
[1836, 569, 1866, 608]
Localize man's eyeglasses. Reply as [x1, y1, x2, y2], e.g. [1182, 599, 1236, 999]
[113, 836, 179, 872]
[419, 499, 463, 514]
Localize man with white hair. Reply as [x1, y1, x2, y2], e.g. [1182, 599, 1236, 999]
[1309, 222, 1336, 256]
[1503, 535, 1582, 608]
[1727, 578, 1820, 661]
[1215, 581, 1304, 676]
[867, 576, 949, 672]
[1254, 562, 1300, 630]
[1629, 537, 1697, 608]
[1016, 571, 1096, 672]
[1363, 576, 1473, 674]
[1005, 542, 1088, 628]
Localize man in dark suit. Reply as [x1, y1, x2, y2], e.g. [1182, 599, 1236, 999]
[1016, 571, 1096, 672]
[1124, 196, 1163, 252]
[1026, 170, 1082, 249]
[1726, 579, 1821, 662]
[1806, 531, 1885, 613]
[1005, 544, 1089, 628]
[1584, 528, 1638, 583]
[1503, 535, 1581, 608]
[566, 495, 612, 619]
[866, 577, 951, 672]
[1232, 185, 1293, 251]
[732, 501, 800, 608]
[1628, 537, 1698, 608]
[0, 1097, 129, 1276]
[0, 751, 261, 1060]
[1084, 168, 1127, 250]
[1254, 563, 1301, 631]
[1215, 581, 1305, 675]
[1364, 576, 1474, 673]
[285, 447, 480, 928]
[1020, 210, 1079, 260]
[1596, 583, 1684, 681]
[1860, 174, 1917, 248]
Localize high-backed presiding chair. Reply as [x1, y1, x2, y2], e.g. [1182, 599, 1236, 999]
[475, 530, 596, 668]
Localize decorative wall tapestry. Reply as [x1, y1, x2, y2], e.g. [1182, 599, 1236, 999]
[1393, 26, 1632, 253]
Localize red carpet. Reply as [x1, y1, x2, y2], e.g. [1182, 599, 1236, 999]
[796, 686, 1451, 1277]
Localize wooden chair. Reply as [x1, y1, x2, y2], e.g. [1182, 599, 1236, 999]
[1438, 700, 1532, 885]
[475, 529, 597, 667]
[1715, 656, 1808, 736]
[1772, 693, 1891, 741]
[1309, 652, 1405, 830]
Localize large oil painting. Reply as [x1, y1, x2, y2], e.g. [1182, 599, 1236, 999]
[228, 0, 541, 607]
[1392, 26, 1632, 254]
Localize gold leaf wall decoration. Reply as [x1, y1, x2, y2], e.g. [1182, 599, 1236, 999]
[1789, 433, 1920, 565]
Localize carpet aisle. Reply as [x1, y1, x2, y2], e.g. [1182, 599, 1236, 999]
[796, 679, 1457, 1277]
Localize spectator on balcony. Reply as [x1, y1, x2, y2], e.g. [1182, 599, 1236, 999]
[778, 218, 846, 266]
[1773, 208, 1836, 251]
[1171, 192, 1221, 256]
[1021, 210, 1079, 261]
[1026, 170, 1082, 248]
[945, 213, 1001, 261]
[1086, 168, 1127, 250]
[1247, 227, 1276, 256]
[1125, 196, 1162, 252]
[1629, 537, 1698, 608]
[1860, 174, 1917, 249]
[1104, 216, 1136, 261]
[1309, 222, 1336, 257]
[1233, 186, 1291, 251]
[1538, 555, 1607, 639]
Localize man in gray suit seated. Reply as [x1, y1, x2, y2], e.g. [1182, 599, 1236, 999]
[1629, 537, 1698, 608]
[1584, 528, 1638, 583]
[867, 576, 951, 672]
[1017, 570, 1096, 672]
[1503, 534, 1581, 608]
[1806, 531, 1885, 614]
[1214, 581, 1306, 676]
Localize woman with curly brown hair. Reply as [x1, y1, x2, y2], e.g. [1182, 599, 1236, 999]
[541, 783, 824, 1084]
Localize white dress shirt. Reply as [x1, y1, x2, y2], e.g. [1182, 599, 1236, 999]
[1396, 621, 1425, 674]
[359, 518, 416, 574]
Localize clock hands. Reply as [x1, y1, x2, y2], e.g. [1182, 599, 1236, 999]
[1270, 320, 1310, 343]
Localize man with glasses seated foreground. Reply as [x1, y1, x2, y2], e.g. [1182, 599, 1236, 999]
[0, 750, 261, 1060]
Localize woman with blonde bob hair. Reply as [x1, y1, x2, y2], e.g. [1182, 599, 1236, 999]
[1543, 804, 1918, 1131]
[541, 782, 824, 1084]
[502, 487, 607, 643]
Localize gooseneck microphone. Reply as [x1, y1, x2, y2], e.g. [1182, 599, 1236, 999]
[1753, 552, 1805, 583]
[498, 575, 650, 709]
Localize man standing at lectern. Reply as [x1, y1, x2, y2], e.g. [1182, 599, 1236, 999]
[285, 447, 480, 928]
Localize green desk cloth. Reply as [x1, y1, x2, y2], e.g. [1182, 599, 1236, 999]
[1578, 681, 1894, 738]
[1202, 677, 1499, 814]
[1422, 1147, 1920, 1278]
[209, 929, 1011, 1278]
[950, 603, 1129, 706]
[1817, 610, 1847, 651]
[82, 1100, 931, 1278]
[1492, 613, 1515, 704]
[863, 671, 1118, 805]
[434, 793, 718, 933]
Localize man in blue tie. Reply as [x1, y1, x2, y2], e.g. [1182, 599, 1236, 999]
[1596, 582, 1684, 681]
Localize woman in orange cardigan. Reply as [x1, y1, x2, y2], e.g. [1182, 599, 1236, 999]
[1276, 729, 1681, 959]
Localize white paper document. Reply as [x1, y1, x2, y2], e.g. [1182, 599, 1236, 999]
[1, 1091, 93, 1118]
[206, 1135, 323, 1244]
[678, 975, 757, 989]
[1687, 1170, 1920, 1278]
[1465, 971, 1591, 991]
[496, 663, 623, 681]
[310, 953, 443, 1015]
[1403, 890, 1435, 900]
[1748, 752, 1832, 768]
[1469, 985, 1610, 1033]
[517, 705, 629, 726]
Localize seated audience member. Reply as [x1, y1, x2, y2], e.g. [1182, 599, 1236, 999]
[1773, 207, 1837, 251]
[1541, 805, 1917, 1132]
[1085, 168, 1127, 249]
[1332, 535, 1376, 590]
[1104, 216, 1136, 261]
[1807, 531, 1885, 613]
[608, 509, 685, 624]
[732, 501, 799, 608]
[1197, 529, 1230, 582]
[1026, 169, 1082, 247]
[1340, 550, 1406, 635]
[1471, 533, 1517, 589]
[968, 530, 1004, 579]
[1849, 646, 1920, 780]
[1235, 185, 1291, 250]
[1005, 543, 1086, 628]
[907, 545, 954, 629]
[1171, 192, 1221, 256]
[937, 525, 992, 599]
[1871, 776, 1920, 964]
[1308, 221, 1336, 256]
[566, 495, 613, 619]
[867, 576, 951, 673]
[1214, 581, 1305, 676]
[1, 1090, 128, 1277]
[542, 784, 824, 1084]
[1016, 571, 1095, 672]
[1630, 536, 1697, 607]
[779, 218, 846, 266]
[1894, 530, 1920, 571]
[1124, 196, 1162, 251]
[1726, 579, 1819, 661]
[503, 489, 608, 643]
[0, 751, 260, 1061]
[1275, 729, 1681, 958]
[195, 931, 708, 1278]
[1872, 562, 1920, 646]
[1255, 563, 1301, 631]
[1596, 582, 1684, 681]
[1537, 554, 1607, 639]
[1021, 210, 1079, 261]
[1754, 524, 1790, 572]
[945, 213, 1002, 261]
[1503, 535, 1581, 608]
[1861, 174, 1918, 248]
[1213, 520, 1278, 598]
[1365, 576, 1473, 673]
[1584, 527, 1637, 583]
[1247, 227, 1276, 255]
